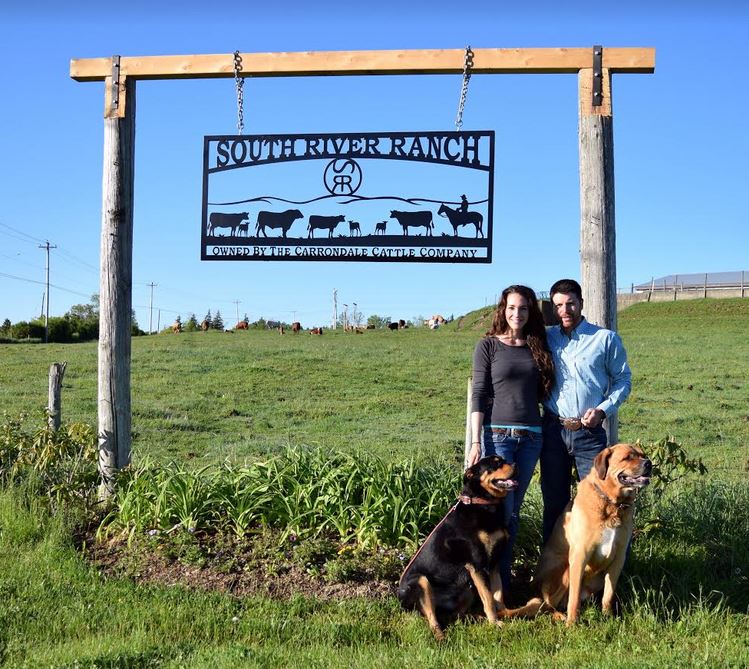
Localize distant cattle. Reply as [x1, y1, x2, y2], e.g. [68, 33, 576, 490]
[291, 321, 301, 333]
[348, 220, 362, 237]
[427, 314, 446, 330]
[256, 209, 304, 238]
[398, 319, 407, 329]
[208, 212, 249, 236]
[374, 221, 387, 235]
[172, 321, 182, 334]
[387, 322, 399, 331]
[200, 320, 210, 332]
[308, 214, 345, 238]
[389, 210, 433, 236]
[310, 327, 323, 335]
[279, 325, 285, 335]
[235, 321, 248, 330]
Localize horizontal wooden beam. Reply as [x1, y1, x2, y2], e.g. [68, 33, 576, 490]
[71, 47, 655, 82]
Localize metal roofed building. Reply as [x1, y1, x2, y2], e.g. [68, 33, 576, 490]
[633, 271, 748, 293]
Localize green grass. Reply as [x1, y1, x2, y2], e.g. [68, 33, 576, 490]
[1, 299, 748, 667]
[1, 328, 471, 469]
[618, 299, 749, 480]
[1, 484, 747, 668]
[2, 299, 748, 476]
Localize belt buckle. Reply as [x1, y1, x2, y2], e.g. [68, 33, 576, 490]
[561, 417, 583, 431]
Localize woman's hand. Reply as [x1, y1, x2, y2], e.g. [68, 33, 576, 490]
[466, 441, 482, 469]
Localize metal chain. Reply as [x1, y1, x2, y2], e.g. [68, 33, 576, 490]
[455, 46, 474, 131]
[233, 50, 245, 135]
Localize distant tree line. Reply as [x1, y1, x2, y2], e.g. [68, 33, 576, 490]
[1, 294, 143, 343]
[165, 310, 292, 333]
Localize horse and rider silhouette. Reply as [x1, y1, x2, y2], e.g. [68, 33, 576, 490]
[438, 195, 484, 238]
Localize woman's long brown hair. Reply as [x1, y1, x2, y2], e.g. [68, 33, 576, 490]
[486, 284, 554, 399]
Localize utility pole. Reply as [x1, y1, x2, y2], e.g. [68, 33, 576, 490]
[38, 240, 57, 343]
[342, 303, 348, 331]
[233, 300, 241, 324]
[332, 288, 338, 330]
[147, 282, 157, 333]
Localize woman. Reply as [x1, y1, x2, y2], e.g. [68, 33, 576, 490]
[467, 285, 554, 597]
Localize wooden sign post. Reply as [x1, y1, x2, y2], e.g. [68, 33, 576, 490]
[71, 47, 655, 492]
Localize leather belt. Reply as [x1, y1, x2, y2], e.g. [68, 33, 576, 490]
[559, 417, 583, 431]
[545, 411, 583, 431]
[491, 427, 535, 438]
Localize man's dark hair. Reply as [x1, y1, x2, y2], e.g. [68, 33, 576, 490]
[550, 279, 583, 301]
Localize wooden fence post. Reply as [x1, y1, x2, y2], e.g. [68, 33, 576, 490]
[98, 73, 136, 498]
[464, 378, 472, 470]
[48, 362, 67, 431]
[578, 62, 618, 444]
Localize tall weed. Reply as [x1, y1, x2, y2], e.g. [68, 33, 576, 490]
[0, 412, 98, 512]
[100, 446, 457, 549]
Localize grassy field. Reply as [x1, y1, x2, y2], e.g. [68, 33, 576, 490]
[1, 299, 748, 667]
[2, 298, 747, 475]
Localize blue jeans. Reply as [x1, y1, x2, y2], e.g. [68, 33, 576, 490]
[540, 412, 608, 543]
[482, 427, 542, 592]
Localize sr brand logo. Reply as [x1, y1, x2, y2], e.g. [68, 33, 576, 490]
[323, 159, 362, 195]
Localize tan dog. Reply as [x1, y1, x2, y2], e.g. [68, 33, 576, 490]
[500, 443, 651, 625]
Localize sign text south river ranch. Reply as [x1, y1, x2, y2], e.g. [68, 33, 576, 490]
[201, 131, 494, 263]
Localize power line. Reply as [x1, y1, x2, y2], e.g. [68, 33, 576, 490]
[0, 271, 93, 299]
[0, 221, 46, 245]
[55, 247, 99, 274]
[0, 220, 98, 274]
[0, 252, 45, 272]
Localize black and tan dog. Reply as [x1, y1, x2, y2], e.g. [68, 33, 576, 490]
[500, 443, 651, 625]
[397, 455, 517, 640]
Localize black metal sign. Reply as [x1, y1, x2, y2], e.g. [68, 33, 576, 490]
[201, 131, 494, 263]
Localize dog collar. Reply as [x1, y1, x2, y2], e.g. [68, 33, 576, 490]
[458, 494, 503, 506]
[592, 482, 633, 510]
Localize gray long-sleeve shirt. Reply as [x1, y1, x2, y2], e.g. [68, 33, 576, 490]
[471, 337, 541, 426]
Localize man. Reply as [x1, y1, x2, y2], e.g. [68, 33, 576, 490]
[540, 278, 632, 543]
[459, 194, 469, 215]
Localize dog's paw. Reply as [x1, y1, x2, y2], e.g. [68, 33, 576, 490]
[431, 625, 445, 642]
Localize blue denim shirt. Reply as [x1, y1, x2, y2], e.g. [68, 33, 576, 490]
[543, 318, 631, 419]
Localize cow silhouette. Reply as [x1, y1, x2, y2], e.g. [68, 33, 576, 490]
[308, 215, 345, 238]
[389, 210, 433, 236]
[256, 209, 304, 238]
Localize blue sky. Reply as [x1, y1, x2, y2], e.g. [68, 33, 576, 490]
[1, 1, 746, 330]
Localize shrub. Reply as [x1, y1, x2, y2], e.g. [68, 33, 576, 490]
[647, 436, 708, 495]
[11, 320, 45, 340]
[47, 316, 73, 343]
[0, 412, 98, 512]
